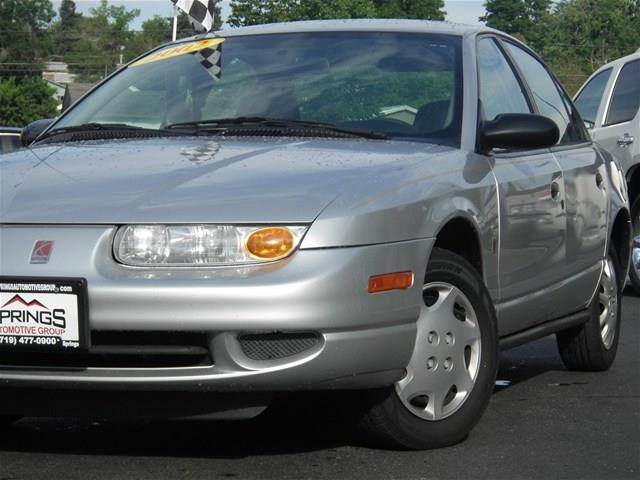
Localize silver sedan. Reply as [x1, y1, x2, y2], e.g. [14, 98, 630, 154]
[0, 20, 632, 449]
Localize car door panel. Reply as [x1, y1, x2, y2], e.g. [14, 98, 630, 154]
[491, 150, 569, 334]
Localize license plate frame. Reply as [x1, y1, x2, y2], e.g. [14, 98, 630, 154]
[0, 276, 90, 353]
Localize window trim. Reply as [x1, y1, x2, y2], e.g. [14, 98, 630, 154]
[603, 58, 640, 128]
[475, 34, 537, 117]
[474, 34, 537, 154]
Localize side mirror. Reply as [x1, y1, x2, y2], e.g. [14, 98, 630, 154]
[479, 113, 559, 154]
[21, 118, 54, 147]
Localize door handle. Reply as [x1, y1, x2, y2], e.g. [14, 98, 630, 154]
[617, 133, 635, 148]
[550, 181, 561, 201]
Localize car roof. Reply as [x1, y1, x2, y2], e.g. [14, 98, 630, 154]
[217, 19, 490, 37]
[173, 19, 500, 46]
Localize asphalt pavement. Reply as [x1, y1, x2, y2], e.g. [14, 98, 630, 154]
[1, 288, 638, 480]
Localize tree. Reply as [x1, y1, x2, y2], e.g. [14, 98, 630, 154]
[60, 0, 140, 81]
[0, 0, 55, 74]
[374, 0, 445, 20]
[229, 0, 446, 26]
[480, 0, 550, 50]
[540, 0, 640, 93]
[228, 0, 378, 27]
[54, 0, 83, 56]
[0, 77, 57, 127]
[544, 0, 640, 71]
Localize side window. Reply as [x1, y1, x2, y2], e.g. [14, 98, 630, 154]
[574, 68, 612, 127]
[477, 38, 530, 121]
[503, 42, 581, 145]
[605, 59, 640, 126]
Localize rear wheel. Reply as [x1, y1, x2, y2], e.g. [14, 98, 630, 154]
[358, 248, 498, 450]
[556, 249, 621, 371]
[629, 196, 640, 295]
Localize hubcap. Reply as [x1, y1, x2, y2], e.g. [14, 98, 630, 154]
[396, 282, 482, 421]
[599, 257, 618, 350]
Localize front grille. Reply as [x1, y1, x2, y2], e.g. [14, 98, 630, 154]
[0, 331, 212, 369]
[238, 332, 320, 361]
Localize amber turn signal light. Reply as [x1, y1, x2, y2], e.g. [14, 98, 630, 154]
[245, 227, 295, 260]
[368, 271, 414, 293]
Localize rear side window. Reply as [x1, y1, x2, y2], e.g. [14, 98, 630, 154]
[605, 59, 640, 126]
[477, 38, 531, 121]
[574, 68, 612, 127]
[503, 42, 583, 145]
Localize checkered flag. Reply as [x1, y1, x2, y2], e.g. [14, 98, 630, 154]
[171, 0, 216, 32]
[192, 43, 222, 80]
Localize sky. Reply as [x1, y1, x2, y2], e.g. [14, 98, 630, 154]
[50, 0, 487, 30]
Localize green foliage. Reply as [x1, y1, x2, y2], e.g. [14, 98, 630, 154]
[0, 0, 55, 73]
[373, 0, 446, 20]
[54, 0, 83, 56]
[482, 0, 640, 94]
[480, 0, 551, 50]
[228, 0, 445, 26]
[228, 0, 377, 26]
[543, 0, 640, 71]
[0, 77, 58, 127]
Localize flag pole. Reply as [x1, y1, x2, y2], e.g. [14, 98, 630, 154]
[172, 4, 178, 41]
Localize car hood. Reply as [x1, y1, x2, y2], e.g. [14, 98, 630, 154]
[0, 137, 450, 224]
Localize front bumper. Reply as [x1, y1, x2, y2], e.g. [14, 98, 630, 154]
[0, 226, 434, 392]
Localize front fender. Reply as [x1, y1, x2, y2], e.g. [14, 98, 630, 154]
[301, 152, 497, 249]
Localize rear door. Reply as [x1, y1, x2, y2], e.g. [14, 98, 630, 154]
[501, 41, 607, 305]
[476, 36, 567, 334]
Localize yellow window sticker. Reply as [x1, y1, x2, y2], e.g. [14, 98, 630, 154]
[131, 38, 225, 67]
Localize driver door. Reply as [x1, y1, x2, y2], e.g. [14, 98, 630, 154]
[476, 36, 568, 335]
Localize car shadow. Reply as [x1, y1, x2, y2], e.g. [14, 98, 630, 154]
[0, 395, 354, 458]
[494, 335, 566, 393]
[494, 286, 637, 393]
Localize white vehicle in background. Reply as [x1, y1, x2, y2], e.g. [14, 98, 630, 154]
[0, 127, 22, 154]
[574, 49, 640, 293]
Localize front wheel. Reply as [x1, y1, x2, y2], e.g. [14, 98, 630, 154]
[556, 249, 622, 371]
[358, 248, 498, 450]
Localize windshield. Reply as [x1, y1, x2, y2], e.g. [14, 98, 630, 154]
[53, 32, 463, 146]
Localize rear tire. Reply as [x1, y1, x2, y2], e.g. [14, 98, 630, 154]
[629, 196, 640, 295]
[357, 248, 498, 450]
[556, 248, 622, 371]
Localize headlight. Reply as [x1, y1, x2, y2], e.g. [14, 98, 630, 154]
[114, 225, 307, 266]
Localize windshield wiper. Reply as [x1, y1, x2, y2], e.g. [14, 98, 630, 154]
[166, 117, 388, 140]
[38, 122, 184, 141]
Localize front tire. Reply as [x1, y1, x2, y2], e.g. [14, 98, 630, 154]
[556, 249, 622, 371]
[358, 248, 498, 450]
